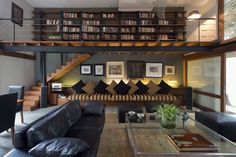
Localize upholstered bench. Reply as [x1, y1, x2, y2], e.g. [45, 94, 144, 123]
[195, 111, 236, 141]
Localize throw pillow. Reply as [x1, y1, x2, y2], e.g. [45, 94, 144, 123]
[106, 80, 117, 95]
[127, 80, 138, 95]
[82, 101, 104, 116]
[94, 80, 108, 94]
[82, 81, 96, 95]
[29, 137, 89, 157]
[135, 80, 148, 94]
[114, 80, 131, 95]
[146, 80, 161, 95]
[72, 80, 85, 94]
[158, 80, 172, 94]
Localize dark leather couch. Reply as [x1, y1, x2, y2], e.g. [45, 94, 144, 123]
[4, 100, 105, 157]
[195, 111, 236, 141]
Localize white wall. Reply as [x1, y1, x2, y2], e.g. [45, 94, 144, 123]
[0, 0, 33, 42]
[0, 0, 35, 94]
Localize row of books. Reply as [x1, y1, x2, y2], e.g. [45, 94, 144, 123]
[102, 13, 116, 18]
[63, 34, 80, 40]
[82, 20, 100, 25]
[82, 33, 100, 40]
[82, 13, 100, 18]
[82, 26, 100, 32]
[63, 26, 80, 32]
[140, 35, 156, 40]
[63, 13, 79, 18]
[63, 20, 80, 25]
[102, 27, 119, 33]
[139, 27, 156, 33]
[140, 20, 156, 25]
[139, 12, 155, 18]
[121, 35, 135, 40]
[46, 19, 60, 25]
[121, 27, 136, 33]
[103, 34, 118, 40]
[121, 20, 137, 25]
[48, 35, 61, 40]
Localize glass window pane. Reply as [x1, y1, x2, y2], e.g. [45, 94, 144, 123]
[194, 93, 220, 111]
[187, 57, 221, 95]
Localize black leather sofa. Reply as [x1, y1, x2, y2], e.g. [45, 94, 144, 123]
[4, 100, 105, 157]
[195, 111, 236, 141]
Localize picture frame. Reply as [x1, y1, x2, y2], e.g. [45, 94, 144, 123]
[165, 66, 175, 75]
[145, 62, 163, 78]
[80, 64, 92, 75]
[106, 61, 124, 79]
[127, 61, 144, 78]
[94, 64, 105, 76]
[11, 3, 23, 27]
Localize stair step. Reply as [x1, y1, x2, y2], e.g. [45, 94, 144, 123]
[25, 91, 41, 96]
[23, 100, 40, 111]
[50, 72, 56, 77]
[32, 86, 41, 91]
[24, 95, 40, 101]
[56, 69, 61, 73]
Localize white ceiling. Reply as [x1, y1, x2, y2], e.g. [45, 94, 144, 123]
[25, 0, 211, 8]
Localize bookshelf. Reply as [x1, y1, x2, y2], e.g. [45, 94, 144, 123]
[33, 7, 186, 41]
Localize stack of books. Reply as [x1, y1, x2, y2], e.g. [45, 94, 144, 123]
[168, 133, 218, 152]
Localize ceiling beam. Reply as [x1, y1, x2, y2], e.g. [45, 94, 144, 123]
[1, 45, 214, 53]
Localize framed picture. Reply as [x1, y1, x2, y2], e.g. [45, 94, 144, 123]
[11, 3, 23, 27]
[94, 64, 105, 76]
[165, 66, 175, 75]
[106, 61, 124, 79]
[145, 63, 163, 78]
[127, 61, 144, 78]
[80, 64, 92, 75]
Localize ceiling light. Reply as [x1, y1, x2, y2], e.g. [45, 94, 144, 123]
[188, 10, 201, 19]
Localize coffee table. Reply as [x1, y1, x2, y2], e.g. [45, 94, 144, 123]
[126, 113, 236, 156]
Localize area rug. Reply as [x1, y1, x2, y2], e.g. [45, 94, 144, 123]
[97, 123, 133, 157]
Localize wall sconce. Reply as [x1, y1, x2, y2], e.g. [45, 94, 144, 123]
[188, 10, 201, 19]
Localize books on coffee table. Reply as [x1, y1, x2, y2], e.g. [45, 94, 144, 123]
[167, 133, 218, 152]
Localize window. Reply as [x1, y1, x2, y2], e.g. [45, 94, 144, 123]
[224, 0, 236, 40]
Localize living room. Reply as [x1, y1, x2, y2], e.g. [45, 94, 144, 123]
[0, 0, 236, 156]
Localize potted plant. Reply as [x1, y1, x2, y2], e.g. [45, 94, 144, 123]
[153, 103, 180, 129]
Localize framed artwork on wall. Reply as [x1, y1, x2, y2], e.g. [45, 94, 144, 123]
[165, 66, 175, 75]
[106, 61, 124, 79]
[11, 3, 23, 27]
[127, 61, 144, 78]
[145, 62, 163, 78]
[94, 64, 105, 76]
[80, 64, 92, 75]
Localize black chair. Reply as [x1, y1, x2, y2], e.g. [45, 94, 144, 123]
[9, 86, 25, 123]
[0, 93, 17, 144]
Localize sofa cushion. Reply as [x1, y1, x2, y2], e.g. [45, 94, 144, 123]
[62, 100, 82, 127]
[106, 80, 117, 95]
[114, 80, 131, 95]
[158, 80, 172, 94]
[135, 80, 148, 94]
[82, 81, 96, 95]
[146, 80, 161, 95]
[28, 137, 89, 157]
[82, 102, 104, 116]
[127, 80, 139, 95]
[27, 109, 70, 148]
[94, 80, 108, 94]
[72, 80, 85, 94]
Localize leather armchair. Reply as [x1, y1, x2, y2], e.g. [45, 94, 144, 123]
[0, 93, 18, 144]
[9, 86, 25, 123]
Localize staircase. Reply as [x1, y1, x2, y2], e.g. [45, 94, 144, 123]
[23, 53, 91, 111]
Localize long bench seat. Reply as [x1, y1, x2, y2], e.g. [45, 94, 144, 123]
[67, 93, 177, 102]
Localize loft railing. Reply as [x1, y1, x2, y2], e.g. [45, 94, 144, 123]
[0, 18, 218, 42]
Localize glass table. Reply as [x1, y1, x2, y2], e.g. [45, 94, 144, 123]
[126, 113, 236, 157]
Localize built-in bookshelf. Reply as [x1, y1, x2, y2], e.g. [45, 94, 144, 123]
[33, 7, 186, 41]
